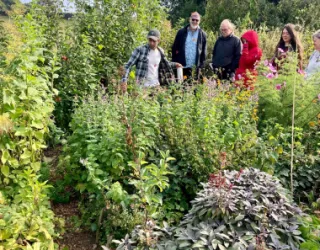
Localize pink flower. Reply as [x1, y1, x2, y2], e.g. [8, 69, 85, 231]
[298, 69, 305, 75]
[237, 74, 242, 80]
[266, 73, 275, 79]
[278, 48, 284, 53]
[318, 93, 320, 101]
[268, 64, 277, 73]
[276, 84, 282, 90]
[264, 59, 269, 66]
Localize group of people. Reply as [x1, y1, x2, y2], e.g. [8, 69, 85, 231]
[120, 12, 320, 91]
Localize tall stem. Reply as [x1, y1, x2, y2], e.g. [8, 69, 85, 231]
[290, 72, 297, 196]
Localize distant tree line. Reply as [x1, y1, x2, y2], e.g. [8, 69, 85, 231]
[161, 0, 320, 30]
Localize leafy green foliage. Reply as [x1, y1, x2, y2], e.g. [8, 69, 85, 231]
[128, 151, 174, 217]
[0, 170, 58, 250]
[0, 9, 58, 188]
[59, 83, 277, 243]
[202, 0, 320, 31]
[53, 0, 168, 131]
[0, 0, 23, 15]
[0, 4, 60, 249]
[0, 0, 319, 249]
[299, 215, 320, 250]
[0, 20, 8, 52]
[257, 54, 320, 128]
[173, 168, 303, 249]
[273, 125, 320, 201]
[161, 0, 206, 26]
[117, 168, 304, 250]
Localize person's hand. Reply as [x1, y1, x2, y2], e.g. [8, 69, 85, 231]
[120, 82, 127, 93]
[241, 38, 247, 44]
[280, 52, 287, 57]
[230, 72, 235, 82]
[175, 63, 183, 68]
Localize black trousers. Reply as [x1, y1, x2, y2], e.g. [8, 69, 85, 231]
[212, 67, 234, 81]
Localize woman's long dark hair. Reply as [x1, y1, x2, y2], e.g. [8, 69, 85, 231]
[275, 23, 303, 66]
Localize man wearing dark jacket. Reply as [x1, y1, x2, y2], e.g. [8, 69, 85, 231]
[172, 12, 207, 81]
[211, 19, 241, 81]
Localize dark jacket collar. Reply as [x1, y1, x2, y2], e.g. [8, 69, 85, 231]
[219, 33, 234, 40]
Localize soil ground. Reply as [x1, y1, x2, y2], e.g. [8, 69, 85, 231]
[44, 146, 97, 250]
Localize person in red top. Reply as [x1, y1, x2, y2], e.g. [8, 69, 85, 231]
[235, 30, 262, 90]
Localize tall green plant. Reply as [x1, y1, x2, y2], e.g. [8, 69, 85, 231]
[53, 0, 168, 131]
[0, 5, 60, 249]
[257, 54, 320, 128]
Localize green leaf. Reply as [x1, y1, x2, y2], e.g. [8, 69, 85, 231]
[1, 150, 10, 164]
[234, 214, 245, 222]
[33, 242, 41, 250]
[3, 89, 15, 104]
[15, 127, 28, 137]
[20, 150, 32, 160]
[31, 162, 41, 171]
[31, 121, 44, 129]
[27, 87, 39, 96]
[97, 44, 104, 50]
[1, 165, 9, 177]
[218, 244, 227, 250]
[179, 241, 191, 248]
[191, 241, 205, 248]
[211, 239, 221, 249]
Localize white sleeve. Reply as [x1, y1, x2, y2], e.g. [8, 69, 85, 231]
[305, 51, 316, 75]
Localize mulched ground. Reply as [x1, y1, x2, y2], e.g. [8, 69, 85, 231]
[53, 200, 97, 250]
[44, 146, 97, 250]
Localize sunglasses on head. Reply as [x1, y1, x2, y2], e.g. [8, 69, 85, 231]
[191, 19, 199, 22]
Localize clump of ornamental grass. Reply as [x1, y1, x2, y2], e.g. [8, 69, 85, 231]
[116, 168, 304, 250]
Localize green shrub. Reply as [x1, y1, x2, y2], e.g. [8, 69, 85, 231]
[0, 5, 60, 248]
[53, 0, 168, 131]
[273, 125, 320, 201]
[117, 168, 304, 250]
[299, 215, 320, 250]
[256, 53, 320, 128]
[0, 171, 58, 250]
[59, 84, 262, 242]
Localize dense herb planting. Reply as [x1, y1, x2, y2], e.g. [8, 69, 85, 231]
[117, 168, 304, 250]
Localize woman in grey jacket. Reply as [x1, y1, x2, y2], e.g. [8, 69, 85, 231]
[305, 30, 320, 79]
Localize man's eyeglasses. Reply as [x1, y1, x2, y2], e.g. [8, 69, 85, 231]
[192, 19, 199, 22]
